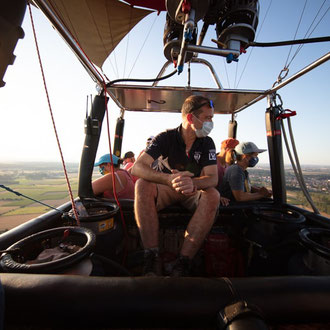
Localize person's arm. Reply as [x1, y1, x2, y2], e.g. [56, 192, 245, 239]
[132, 152, 195, 194]
[251, 186, 272, 197]
[92, 171, 127, 196]
[232, 188, 271, 201]
[194, 164, 218, 190]
[131, 152, 169, 184]
[92, 173, 114, 196]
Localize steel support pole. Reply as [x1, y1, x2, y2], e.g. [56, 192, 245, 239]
[265, 95, 286, 204]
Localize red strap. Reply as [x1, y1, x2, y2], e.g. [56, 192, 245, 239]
[276, 109, 297, 120]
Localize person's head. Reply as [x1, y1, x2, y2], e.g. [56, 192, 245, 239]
[181, 95, 214, 138]
[94, 154, 120, 175]
[234, 142, 266, 168]
[123, 151, 135, 165]
[146, 135, 154, 148]
[220, 138, 239, 165]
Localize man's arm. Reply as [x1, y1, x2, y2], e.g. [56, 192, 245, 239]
[194, 164, 218, 190]
[131, 152, 166, 183]
[132, 152, 196, 195]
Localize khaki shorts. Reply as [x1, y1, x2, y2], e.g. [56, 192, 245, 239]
[155, 184, 201, 212]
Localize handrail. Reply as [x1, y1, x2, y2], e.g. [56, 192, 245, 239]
[153, 57, 223, 89]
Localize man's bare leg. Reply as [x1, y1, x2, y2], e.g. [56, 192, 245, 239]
[134, 178, 159, 249]
[180, 187, 220, 258]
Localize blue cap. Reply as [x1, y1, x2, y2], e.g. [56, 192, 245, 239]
[94, 154, 119, 166]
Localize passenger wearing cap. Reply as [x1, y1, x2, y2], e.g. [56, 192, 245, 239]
[92, 153, 135, 200]
[216, 138, 239, 190]
[146, 136, 154, 148]
[122, 151, 139, 183]
[220, 142, 272, 202]
[122, 151, 135, 168]
[132, 95, 220, 276]
[137, 136, 155, 160]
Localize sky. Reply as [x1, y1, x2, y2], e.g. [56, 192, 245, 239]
[0, 0, 329, 166]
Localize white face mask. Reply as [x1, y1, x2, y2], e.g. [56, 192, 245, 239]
[193, 115, 214, 138]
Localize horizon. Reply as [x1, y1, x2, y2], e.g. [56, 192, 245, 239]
[0, 161, 329, 169]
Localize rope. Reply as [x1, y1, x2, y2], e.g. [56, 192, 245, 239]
[31, 1, 130, 266]
[105, 1, 119, 78]
[288, 3, 330, 68]
[280, 120, 319, 214]
[28, 3, 80, 226]
[286, 117, 320, 214]
[128, 13, 158, 78]
[0, 185, 63, 214]
[284, 0, 307, 69]
[235, 0, 272, 88]
[273, 1, 329, 87]
[273, 98, 320, 214]
[123, 5, 133, 78]
[102, 82, 129, 266]
[49, 2, 130, 262]
[222, 57, 231, 88]
[234, 60, 239, 89]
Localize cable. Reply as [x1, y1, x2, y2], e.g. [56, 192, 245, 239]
[0, 185, 63, 214]
[248, 36, 330, 47]
[128, 13, 159, 78]
[28, 3, 80, 226]
[284, 0, 307, 69]
[106, 68, 178, 87]
[123, 5, 133, 78]
[234, 60, 239, 89]
[280, 118, 320, 214]
[106, 1, 120, 78]
[287, 117, 319, 214]
[273, 1, 329, 82]
[288, 4, 330, 67]
[235, 0, 273, 88]
[102, 84, 129, 267]
[222, 57, 230, 88]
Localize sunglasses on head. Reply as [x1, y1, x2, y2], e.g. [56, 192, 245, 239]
[189, 99, 214, 113]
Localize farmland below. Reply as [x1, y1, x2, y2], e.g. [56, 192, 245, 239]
[0, 162, 85, 232]
[0, 162, 329, 233]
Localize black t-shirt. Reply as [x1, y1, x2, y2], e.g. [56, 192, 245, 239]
[145, 125, 217, 177]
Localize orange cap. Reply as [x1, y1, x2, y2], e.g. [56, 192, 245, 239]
[221, 138, 239, 149]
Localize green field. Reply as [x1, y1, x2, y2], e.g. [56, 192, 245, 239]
[0, 162, 329, 222]
[0, 163, 80, 217]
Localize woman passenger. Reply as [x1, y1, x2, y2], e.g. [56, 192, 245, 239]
[92, 153, 135, 199]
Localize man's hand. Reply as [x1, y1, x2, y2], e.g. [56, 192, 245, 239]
[169, 170, 196, 195]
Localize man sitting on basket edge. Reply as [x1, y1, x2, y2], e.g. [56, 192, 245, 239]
[131, 95, 220, 276]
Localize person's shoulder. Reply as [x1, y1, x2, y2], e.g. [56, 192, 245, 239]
[153, 129, 173, 141]
[202, 136, 216, 146]
[226, 164, 240, 173]
[123, 162, 134, 170]
[164, 127, 179, 136]
[118, 168, 133, 180]
[204, 136, 214, 142]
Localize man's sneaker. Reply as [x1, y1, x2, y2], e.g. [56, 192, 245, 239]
[171, 255, 192, 277]
[143, 249, 162, 276]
